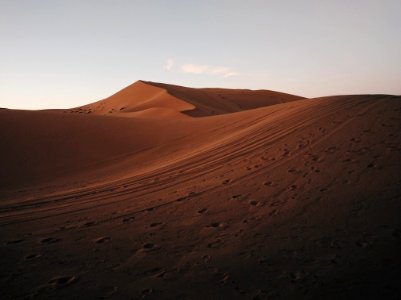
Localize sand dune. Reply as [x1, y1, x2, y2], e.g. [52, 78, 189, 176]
[1, 82, 401, 299]
[71, 81, 195, 116]
[68, 80, 304, 117]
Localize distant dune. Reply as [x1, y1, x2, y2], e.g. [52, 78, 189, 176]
[1, 82, 400, 299]
[69, 80, 304, 117]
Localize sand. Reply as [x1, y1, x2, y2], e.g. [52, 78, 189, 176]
[1, 81, 401, 299]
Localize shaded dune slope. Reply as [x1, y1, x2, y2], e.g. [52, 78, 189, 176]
[145, 81, 305, 116]
[1, 91, 401, 299]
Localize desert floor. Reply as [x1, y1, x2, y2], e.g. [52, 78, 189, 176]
[1, 82, 401, 299]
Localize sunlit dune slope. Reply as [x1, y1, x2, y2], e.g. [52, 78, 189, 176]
[1, 95, 399, 198]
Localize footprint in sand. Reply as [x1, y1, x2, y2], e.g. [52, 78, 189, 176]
[83, 221, 96, 227]
[175, 197, 186, 202]
[95, 237, 111, 244]
[156, 269, 179, 280]
[207, 222, 226, 228]
[40, 237, 60, 244]
[122, 216, 135, 223]
[249, 200, 259, 206]
[25, 254, 41, 260]
[325, 146, 337, 153]
[142, 243, 160, 252]
[149, 222, 163, 228]
[197, 208, 208, 214]
[269, 209, 279, 216]
[207, 239, 222, 248]
[6, 239, 24, 245]
[283, 149, 290, 157]
[270, 200, 282, 207]
[48, 275, 77, 287]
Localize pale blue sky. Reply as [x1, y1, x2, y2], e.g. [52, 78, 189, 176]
[1, 0, 400, 109]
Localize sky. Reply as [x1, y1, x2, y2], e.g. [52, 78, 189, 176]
[1, 0, 400, 109]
